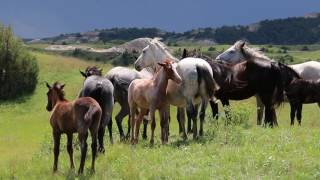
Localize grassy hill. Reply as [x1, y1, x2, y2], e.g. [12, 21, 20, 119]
[1, 49, 320, 179]
[31, 13, 320, 45]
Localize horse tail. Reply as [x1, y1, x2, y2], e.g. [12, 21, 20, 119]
[84, 104, 101, 123]
[272, 62, 284, 107]
[196, 65, 219, 99]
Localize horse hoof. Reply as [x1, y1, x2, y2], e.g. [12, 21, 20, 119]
[98, 147, 105, 154]
[142, 134, 147, 140]
[150, 139, 154, 145]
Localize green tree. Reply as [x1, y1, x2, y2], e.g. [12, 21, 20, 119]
[0, 24, 39, 100]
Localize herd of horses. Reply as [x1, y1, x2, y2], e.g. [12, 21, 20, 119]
[45, 38, 320, 174]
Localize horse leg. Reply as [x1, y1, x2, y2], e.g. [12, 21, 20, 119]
[186, 100, 198, 140]
[271, 108, 278, 127]
[264, 105, 275, 127]
[209, 100, 219, 120]
[53, 131, 61, 172]
[256, 95, 264, 125]
[290, 103, 296, 126]
[187, 110, 192, 134]
[115, 106, 128, 141]
[159, 106, 170, 144]
[177, 107, 187, 140]
[134, 108, 148, 144]
[142, 110, 149, 140]
[107, 117, 113, 144]
[89, 129, 98, 173]
[97, 127, 105, 153]
[78, 131, 88, 174]
[149, 109, 156, 145]
[199, 99, 208, 136]
[66, 133, 75, 169]
[221, 99, 231, 125]
[129, 106, 137, 144]
[297, 103, 302, 126]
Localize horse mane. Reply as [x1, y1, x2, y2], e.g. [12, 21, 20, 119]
[235, 40, 274, 62]
[52, 82, 66, 100]
[151, 38, 179, 62]
[85, 66, 102, 76]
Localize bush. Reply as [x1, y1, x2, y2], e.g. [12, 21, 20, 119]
[301, 46, 310, 51]
[208, 46, 216, 51]
[0, 25, 39, 100]
[111, 50, 137, 66]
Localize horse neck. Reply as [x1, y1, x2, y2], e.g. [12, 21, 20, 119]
[52, 93, 67, 109]
[156, 48, 179, 63]
[153, 68, 169, 95]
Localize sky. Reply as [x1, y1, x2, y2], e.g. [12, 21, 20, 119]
[1, 0, 320, 38]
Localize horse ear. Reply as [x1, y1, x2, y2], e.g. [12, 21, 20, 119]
[182, 49, 187, 59]
[80, 70, 87, 78]
[45, 82, 51, 89]
[240, 41, 246, 49]
[60, 84, 65, 89]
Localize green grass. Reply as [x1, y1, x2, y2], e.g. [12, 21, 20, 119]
[1, 50, 320, 179]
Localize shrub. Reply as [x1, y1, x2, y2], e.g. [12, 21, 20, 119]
[208, 46, 216, 51]
[0, 25, 39, 100]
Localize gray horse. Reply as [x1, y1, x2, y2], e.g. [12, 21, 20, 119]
[105, 66, 153, 140]
[79, 67, 114, 153]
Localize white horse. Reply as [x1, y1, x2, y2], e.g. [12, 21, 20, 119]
[216, 40, 320, 124]
[134, 38, 219, 139]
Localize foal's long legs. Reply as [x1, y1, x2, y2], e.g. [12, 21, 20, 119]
[66, 133, 75, 169]
[53, 131, 61, 172]
[78, 131, 88, 174]
[89, 129, 98, 172]
[134, 108, 148, 144]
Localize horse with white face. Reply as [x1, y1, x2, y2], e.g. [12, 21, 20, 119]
[135, 38, 219, 139]
[216, 40, 320, 125]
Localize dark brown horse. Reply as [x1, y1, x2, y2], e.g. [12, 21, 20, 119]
[286, 79, 319, 126]
[183, 48, 301, 127]
[46, 82, 102, 174]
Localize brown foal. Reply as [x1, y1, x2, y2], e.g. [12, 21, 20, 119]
[128, 60, 182, 145]
[46, 82, 102, 174]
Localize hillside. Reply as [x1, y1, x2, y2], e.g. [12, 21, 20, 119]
[29, 13, 320, 45]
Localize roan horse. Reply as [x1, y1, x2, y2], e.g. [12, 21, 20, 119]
[79, 67, 114, 153]
[128, 60, 182, 144]
[46, 82, 102, 174]
[285, 79, 320, 125]
[134, 38, 219, 139]
[105, 66, 153, 140]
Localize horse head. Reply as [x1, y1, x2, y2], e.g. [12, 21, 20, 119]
[158, 60, 182, 84]
[45, 82, 65, 111]
[80, 66, 102, 78]
[134, 38, 178, 71]
[216, 40, 248, 63]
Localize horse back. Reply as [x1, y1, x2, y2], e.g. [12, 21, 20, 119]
[50, 101, 76, 133]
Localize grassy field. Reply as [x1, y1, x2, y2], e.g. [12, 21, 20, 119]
[1, 49, 320, 179]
